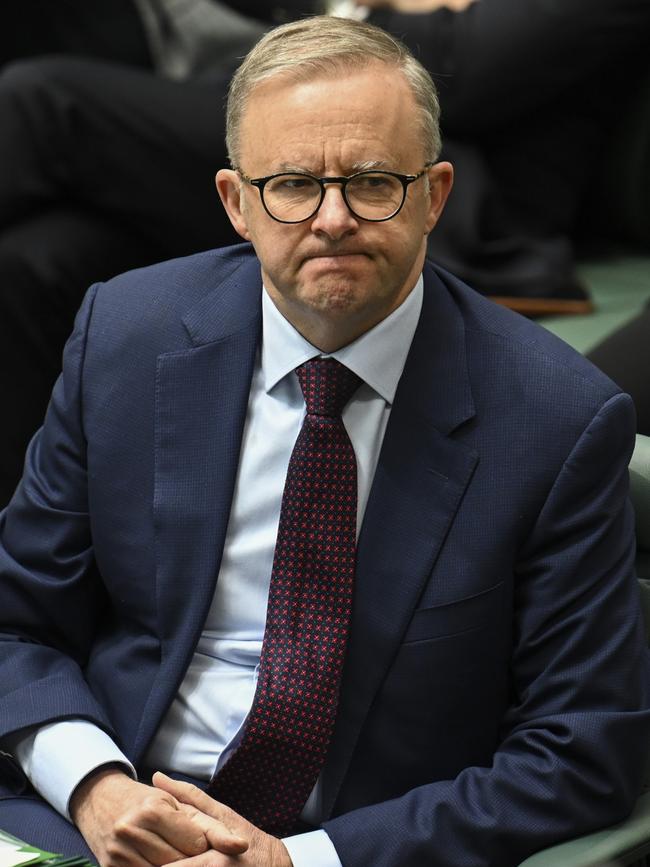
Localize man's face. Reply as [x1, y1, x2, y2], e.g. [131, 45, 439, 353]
[217, 62, 452, 350]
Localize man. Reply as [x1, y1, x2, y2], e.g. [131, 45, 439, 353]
[1, 15, 649, 867]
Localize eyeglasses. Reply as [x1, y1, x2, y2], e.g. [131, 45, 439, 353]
[235, 165, 433, 224]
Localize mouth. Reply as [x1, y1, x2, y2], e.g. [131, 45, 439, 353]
[303, 251, 368, 264]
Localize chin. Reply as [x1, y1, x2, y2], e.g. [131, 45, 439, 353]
[306, 281, 364, 314]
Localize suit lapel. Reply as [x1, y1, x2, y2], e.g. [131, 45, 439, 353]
[321, 264, 479, 814]
[149, 258, 262, 724]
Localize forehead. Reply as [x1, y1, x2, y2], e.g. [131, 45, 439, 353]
[238, 62, 424, 173]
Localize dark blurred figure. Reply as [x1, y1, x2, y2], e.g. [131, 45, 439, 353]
[2, 1, 152, 68]
[582, 66, 650, 437]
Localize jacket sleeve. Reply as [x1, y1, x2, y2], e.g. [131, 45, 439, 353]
[0, 282, 117, 745]
[323, 392, 650, 867]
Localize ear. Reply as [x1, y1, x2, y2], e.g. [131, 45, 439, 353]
[424, 161, 454, 234]
[215, 169, 252, 241]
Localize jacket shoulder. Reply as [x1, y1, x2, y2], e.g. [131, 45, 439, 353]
[83, 243, 259, 352]
[425, 261, 621, 405]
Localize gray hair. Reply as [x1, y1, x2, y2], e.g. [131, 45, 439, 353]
[225, 15, 441, 167]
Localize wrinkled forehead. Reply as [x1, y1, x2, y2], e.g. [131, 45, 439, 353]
[237, 65, 423, 172]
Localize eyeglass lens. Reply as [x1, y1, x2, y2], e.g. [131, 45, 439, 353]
[263, 173, 405, 222]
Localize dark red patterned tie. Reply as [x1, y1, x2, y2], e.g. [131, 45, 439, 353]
[208, 357, 361, 836]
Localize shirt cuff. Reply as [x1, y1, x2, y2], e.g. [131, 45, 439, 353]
[10, 719, 136, 820]
[282, 830, 342, 867]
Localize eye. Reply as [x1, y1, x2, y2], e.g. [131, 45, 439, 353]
[268, 174, 319, 194]
[351, 173, 395, 192]
[364, 175, 391, 188]
[281, 177, 311, 190]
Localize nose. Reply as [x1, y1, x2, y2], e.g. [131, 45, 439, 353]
[310, 184, 358, 240]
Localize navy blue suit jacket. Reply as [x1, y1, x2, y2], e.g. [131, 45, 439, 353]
[1, 243, 649, 866]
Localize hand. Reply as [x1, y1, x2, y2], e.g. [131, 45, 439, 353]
[70, 768, 248, 867]
[356, 0, 477, 12]
[152, 773, 293, 867]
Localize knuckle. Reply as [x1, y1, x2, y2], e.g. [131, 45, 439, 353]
[112, 817, 132, 840]
[139, 803, 160, 823]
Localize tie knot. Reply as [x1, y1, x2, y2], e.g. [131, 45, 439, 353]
[296, 358, 362, 417]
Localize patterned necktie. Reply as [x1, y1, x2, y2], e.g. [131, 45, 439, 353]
[208, 357, 361, 836]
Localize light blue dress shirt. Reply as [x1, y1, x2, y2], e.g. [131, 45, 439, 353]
[11, 277, 423, 867]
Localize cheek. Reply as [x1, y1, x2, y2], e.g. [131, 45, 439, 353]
[257, 231, 291, 265]
[380, 226, 423, 263]
[252, 221, 303, 265]
[251, 231, 304, 289]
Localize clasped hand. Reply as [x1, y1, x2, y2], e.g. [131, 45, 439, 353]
[71, 769, 292, 867]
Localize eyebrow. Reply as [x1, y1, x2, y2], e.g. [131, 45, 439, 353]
[275, 162, 312, 174]
[350, 159, 391, 172]
[274, 159, 392, 175]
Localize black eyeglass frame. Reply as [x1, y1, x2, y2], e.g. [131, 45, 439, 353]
[235, 164, 434, 224]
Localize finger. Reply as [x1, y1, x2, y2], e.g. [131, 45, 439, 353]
[152, 774, 232, 823]
[111, 821, 189, 866]
[153, 774, 248, 855]
[152, 774, 211, 806]
[133, 799, 211, 857]
[178, 804, 249, 856]
[99, 835, 154, 867]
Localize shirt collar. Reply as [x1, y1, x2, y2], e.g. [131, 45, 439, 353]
[261, 275, 423, 404]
